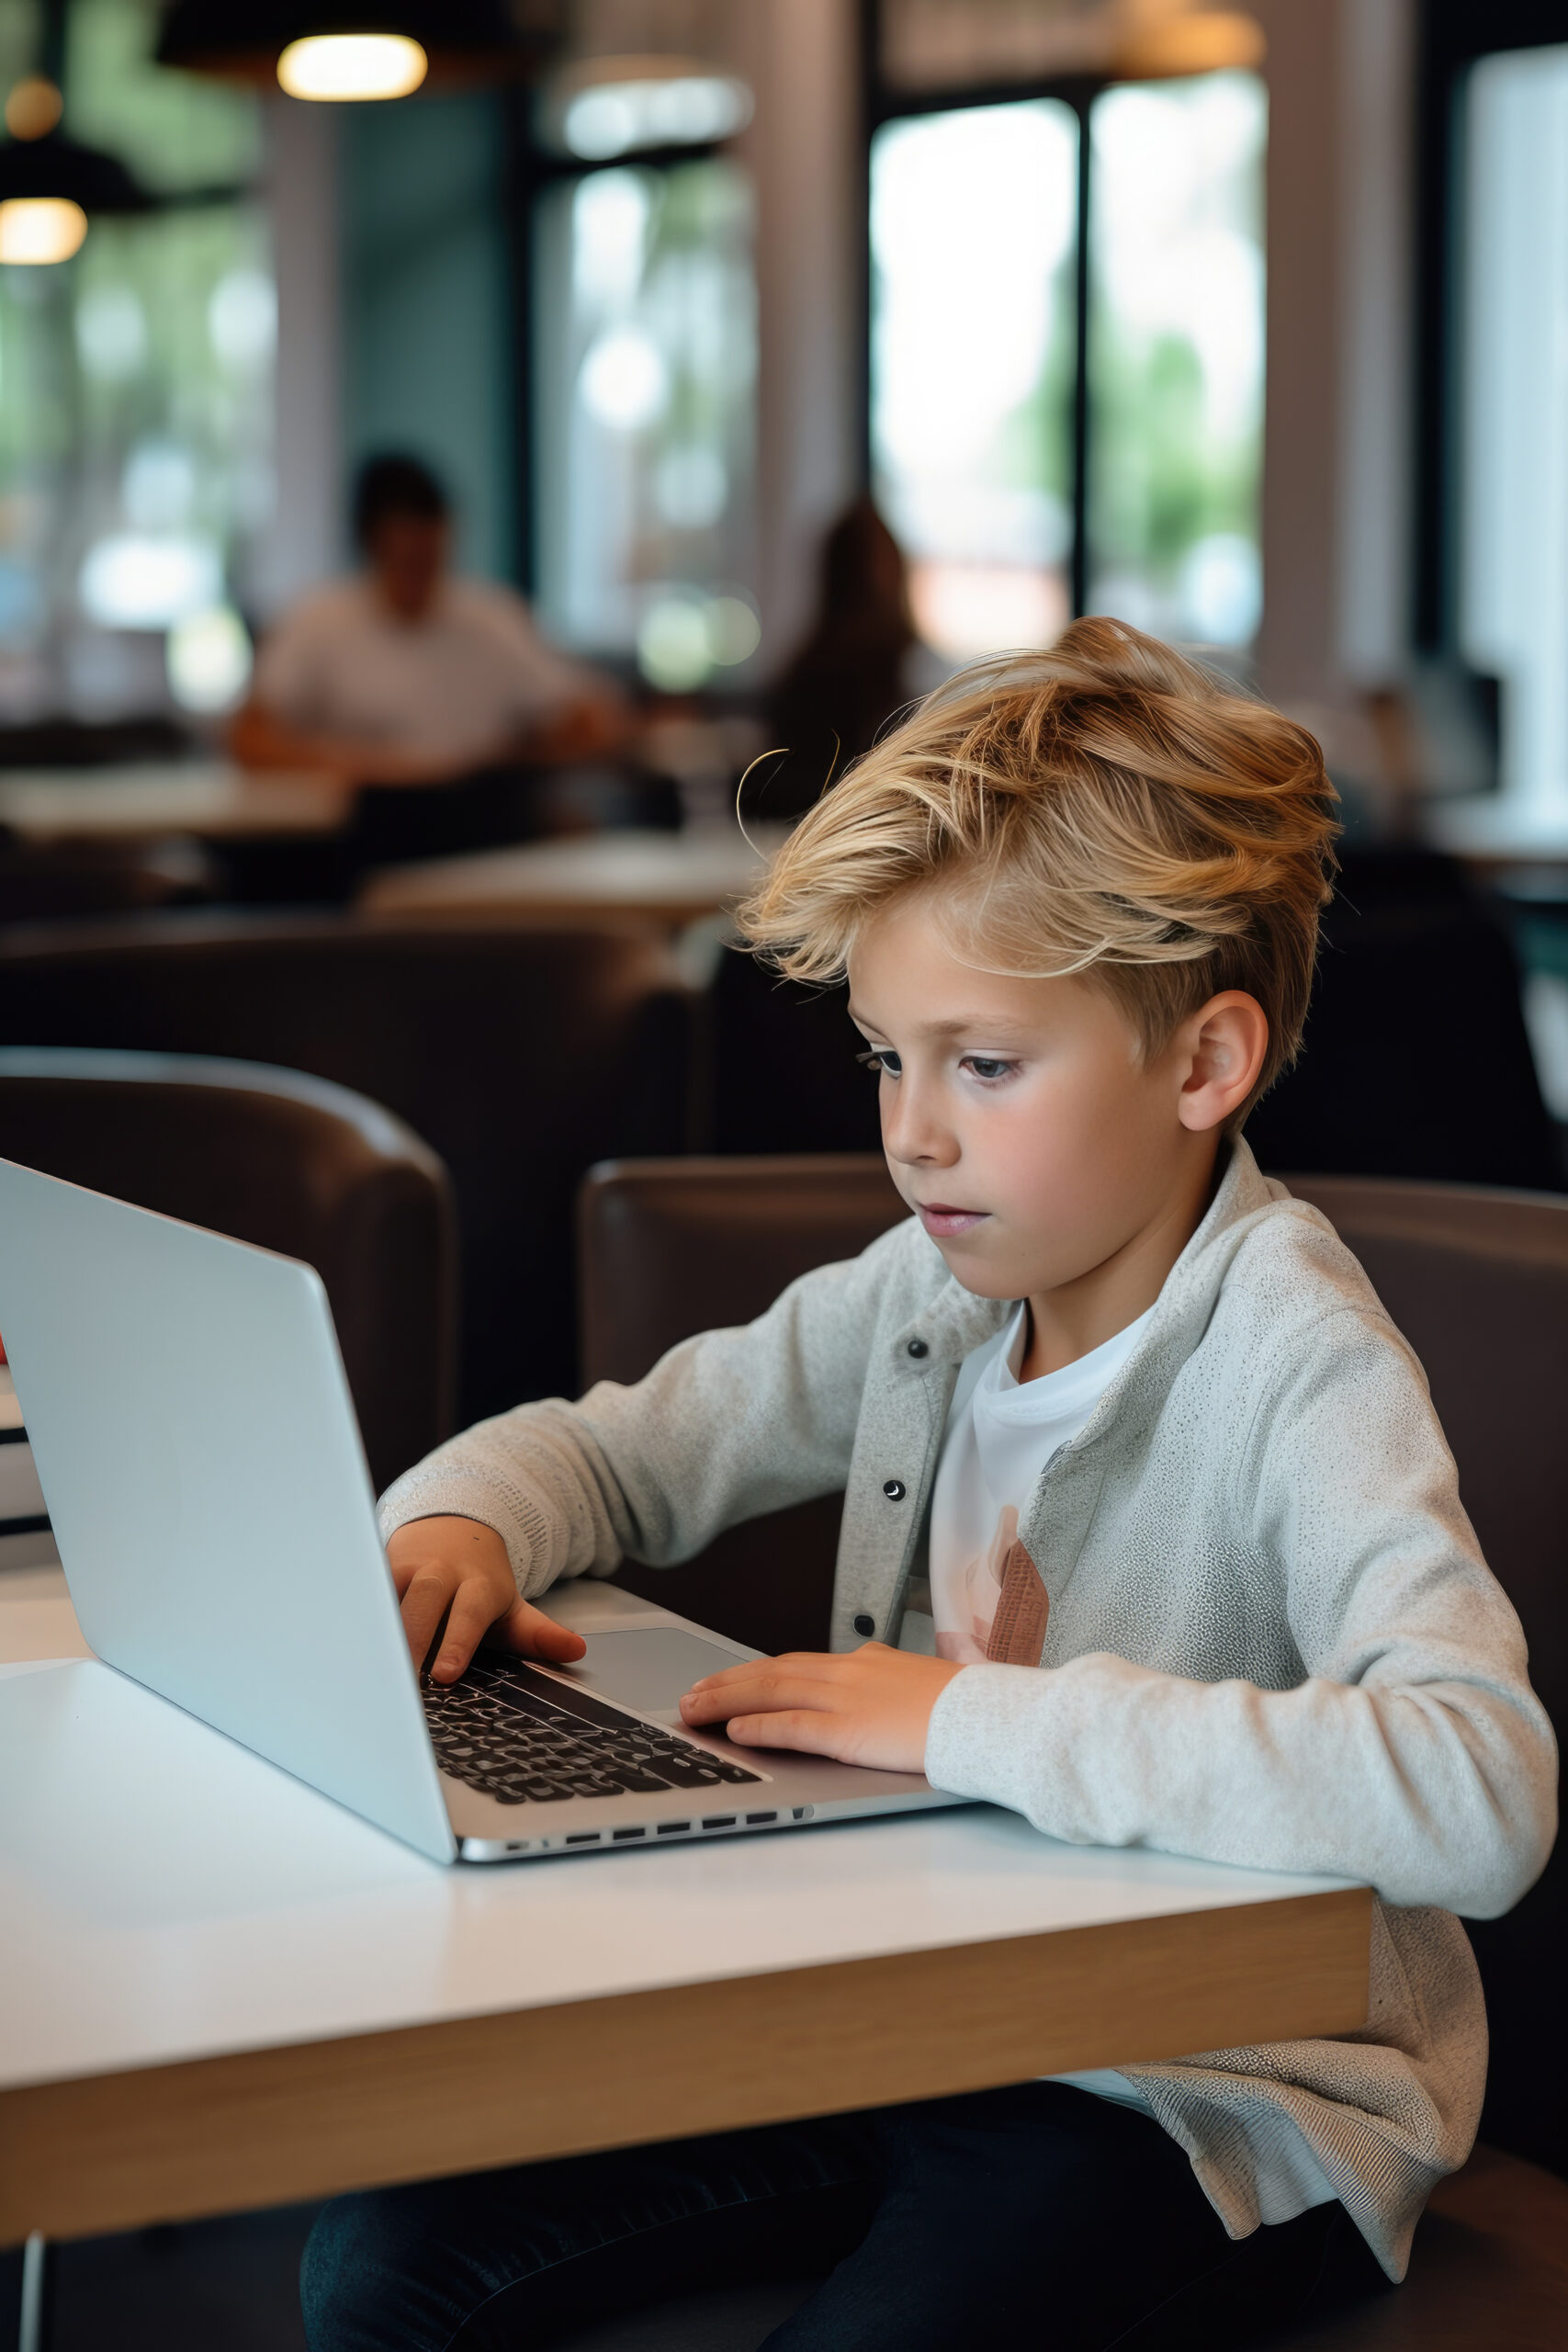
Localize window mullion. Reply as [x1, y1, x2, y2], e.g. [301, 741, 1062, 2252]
[1070, 94, 1092, 620]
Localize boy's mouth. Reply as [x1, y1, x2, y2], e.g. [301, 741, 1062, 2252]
[915, 1202, 989, 1238]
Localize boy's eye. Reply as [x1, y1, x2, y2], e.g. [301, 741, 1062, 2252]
[855, 1046, 900, 1079]
[964, 1057, 1015, 1081]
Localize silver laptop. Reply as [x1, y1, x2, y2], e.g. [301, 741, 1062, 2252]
[0, 1155, 959, 1864]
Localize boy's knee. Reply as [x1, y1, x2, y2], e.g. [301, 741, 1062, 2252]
[301, 2190, 426, 2352]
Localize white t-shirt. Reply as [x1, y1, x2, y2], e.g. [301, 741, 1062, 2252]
[901, 1303, 1339, 2218]
[253, 577, 596, 769]
[907, 1304, 1153, 1667]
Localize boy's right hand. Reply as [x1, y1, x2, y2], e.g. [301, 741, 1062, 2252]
[386, 1516, 587, 1685]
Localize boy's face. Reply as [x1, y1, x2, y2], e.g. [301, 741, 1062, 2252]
[847, 892, 1254, 1308]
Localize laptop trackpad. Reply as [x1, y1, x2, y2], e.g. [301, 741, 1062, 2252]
[558, 1628, 749, 1717]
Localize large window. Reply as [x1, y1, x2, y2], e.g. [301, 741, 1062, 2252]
[0, 0, 268, 722]
[870, 100, 1078, 659]
[870, 67, 1266, 662]
[533, 153, 757, 693]
[1088, 73, 1265, 644]
[1457, 44, 1568, 818]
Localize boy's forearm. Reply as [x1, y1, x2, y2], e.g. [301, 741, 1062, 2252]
[924, 1652, 1558, 1916]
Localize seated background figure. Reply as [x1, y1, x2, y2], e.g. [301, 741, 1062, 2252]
[232, 451, 624, 786]
[760, 497, 938, 820]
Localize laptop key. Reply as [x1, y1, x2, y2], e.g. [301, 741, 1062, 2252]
[650, 1757, 726, 1788]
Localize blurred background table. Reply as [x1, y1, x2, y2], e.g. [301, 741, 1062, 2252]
[358, 823, 788, 930]
[0, 763, 350, 847]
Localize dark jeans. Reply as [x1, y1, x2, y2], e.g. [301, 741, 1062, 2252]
[301, 2083, 1388, 2352]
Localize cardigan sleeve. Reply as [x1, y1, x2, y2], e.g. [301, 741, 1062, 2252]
[377, 1217, 919, 1601]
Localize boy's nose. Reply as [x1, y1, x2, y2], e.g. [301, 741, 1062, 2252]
[882, 1084, 957, 1167]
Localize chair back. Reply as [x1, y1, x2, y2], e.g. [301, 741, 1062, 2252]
[0, 912, 697, 1424]
[702, 958, 882, 1155]
[579, 1155, 905, 1653]
[1247, 865, 1559, 1189]
[0, 1046, 455, 1494]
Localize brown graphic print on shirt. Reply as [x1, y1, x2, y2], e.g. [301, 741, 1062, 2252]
[985, 1537, 1049, 1667]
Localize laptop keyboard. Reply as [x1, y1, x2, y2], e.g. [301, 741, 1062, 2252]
[422, 1653, 763, 1806]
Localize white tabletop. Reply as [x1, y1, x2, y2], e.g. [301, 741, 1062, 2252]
[0, 1654, 1348, 2098]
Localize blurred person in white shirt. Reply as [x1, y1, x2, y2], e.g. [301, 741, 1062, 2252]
[231, 454, 626, 786]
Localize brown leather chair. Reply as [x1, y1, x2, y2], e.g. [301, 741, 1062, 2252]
[0, 1046, 455, 1495]
[579, 1155, 906, 1655]
[575, 1154, 1567, 2349]
[0, 912, 697, 1427]
[1247, 851, 1562, 1193]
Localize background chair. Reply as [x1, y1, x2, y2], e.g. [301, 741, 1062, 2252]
[700, 956, 882, 1156]
[578, 1154, 905, 1656]
[573, 1153, 1567, 2351]
[0, 1046, 455, 1497]
[0, 913, 697, 1428]
[1247, 853, 1561, 1189]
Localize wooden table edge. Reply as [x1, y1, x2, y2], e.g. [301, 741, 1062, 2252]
[0, 1884, 1371, 2245]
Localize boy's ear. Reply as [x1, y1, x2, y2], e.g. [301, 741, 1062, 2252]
[1176, 991, 1269, 1134]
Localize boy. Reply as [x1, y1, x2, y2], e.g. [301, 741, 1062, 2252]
[304, 622, 1555, 2351]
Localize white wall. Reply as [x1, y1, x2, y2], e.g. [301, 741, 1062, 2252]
[1334, 0, 1415, 686]
[731, 0, 863, 677]
[1252, 0, 1416, 707]
[247, 98, 344, 621]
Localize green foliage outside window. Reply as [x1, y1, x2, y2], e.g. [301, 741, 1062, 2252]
[0, 0, 268, 717]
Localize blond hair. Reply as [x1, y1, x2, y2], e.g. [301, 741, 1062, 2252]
[737, 617, 1337, 1113]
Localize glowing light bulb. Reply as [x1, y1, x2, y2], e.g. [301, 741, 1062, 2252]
[276, 33, 427, 102]
[0, 197, 87, 266]
[4, 74, 63, 141]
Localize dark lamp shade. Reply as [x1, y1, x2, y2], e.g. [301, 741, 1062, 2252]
[0, 134, 149, 214]
[156, 1, 562, 86]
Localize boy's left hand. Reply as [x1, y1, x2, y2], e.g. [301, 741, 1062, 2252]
[679, 1644, 964, 1774]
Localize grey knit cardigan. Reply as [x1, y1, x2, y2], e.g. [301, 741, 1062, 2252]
[380, 1138, 1558, 2279]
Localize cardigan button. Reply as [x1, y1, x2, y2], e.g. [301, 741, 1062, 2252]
[906, 1338, 929, 1359]
[852, 1611, 875, 1636]
[882, 1478, 907, 1501]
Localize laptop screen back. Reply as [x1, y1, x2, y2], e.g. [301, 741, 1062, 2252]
[0, 1156, 455, 1861]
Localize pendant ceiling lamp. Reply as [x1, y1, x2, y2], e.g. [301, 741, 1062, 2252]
[0, 64, 149, 266]
[155, 3, 563, 98]
[276, 33, 428, 102]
